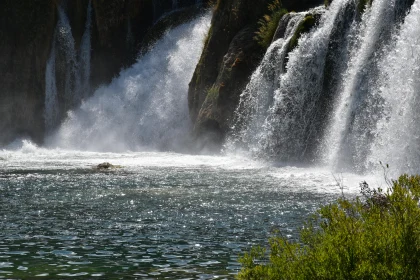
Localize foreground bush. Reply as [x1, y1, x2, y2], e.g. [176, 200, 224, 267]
[238, 175, 420, 279]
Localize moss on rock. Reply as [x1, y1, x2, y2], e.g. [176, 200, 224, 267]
[288, 14, 316, 53]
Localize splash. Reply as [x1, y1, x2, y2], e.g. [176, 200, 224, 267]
[48, 14, 212, 152]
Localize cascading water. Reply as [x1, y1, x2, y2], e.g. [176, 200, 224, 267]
[44, 1, 92, 132]
[228, 0, 418, 174]
[228, 0, 354, 162]
[172, 0, 179, 9]
[227, 13, 307, 155]
[321, 0, 411, 172]
[47, 13, 211, 152]
[79, 0, 92, 99]
[45, 44, 59, 132]
[56, 6, 79, 104]
[369, 0, 420, 175]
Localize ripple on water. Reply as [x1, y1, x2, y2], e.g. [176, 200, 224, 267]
[0, 151, 366, 278]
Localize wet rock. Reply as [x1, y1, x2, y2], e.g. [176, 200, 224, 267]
[95, 162, 122, 170]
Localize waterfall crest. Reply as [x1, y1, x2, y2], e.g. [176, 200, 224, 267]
[47, 14, 211, 152]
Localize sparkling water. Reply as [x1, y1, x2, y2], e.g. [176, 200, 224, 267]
[0, 140, 368, 278]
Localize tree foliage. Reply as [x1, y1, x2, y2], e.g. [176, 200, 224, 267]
[238, 175, 420, 279]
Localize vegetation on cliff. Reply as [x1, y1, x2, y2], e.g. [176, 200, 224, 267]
[238, 174, 420, 279]
[254, 0, 288, 48]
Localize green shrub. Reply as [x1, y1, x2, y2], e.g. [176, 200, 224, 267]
[254, 0, 288, 49]
[238, 174, 420, 279]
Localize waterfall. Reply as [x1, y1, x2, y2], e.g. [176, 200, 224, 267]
[321, 0, 407, 172]
[44, 1, 92, 133]
[47, 14, 212, 152]
[172, 0, 178, 9]
[228, 0, 419, 174]
[45, 44, 59, 132]
[369, 0, 420, 174]
[79, 0, 92, 99]
[227, 13, 307, 155]
[56, 6, 79, 105]
[228, 0, 353, 162]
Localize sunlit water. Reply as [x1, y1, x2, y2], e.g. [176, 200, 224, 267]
[0, 141, 377, 279]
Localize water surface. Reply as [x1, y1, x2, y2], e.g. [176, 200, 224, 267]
[0, 141, 366, 279]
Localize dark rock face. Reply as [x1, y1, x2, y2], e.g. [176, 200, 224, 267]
[90, 0, 153, 88]
[91, 0, 211, 88]
[188, 0, 324, 152]
[193, 26, 265, 151]
[283, 0, 324, 11]
[0, 0, 56, 145]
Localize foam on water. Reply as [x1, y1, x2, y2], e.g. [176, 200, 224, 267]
[0, 139, 375, 196]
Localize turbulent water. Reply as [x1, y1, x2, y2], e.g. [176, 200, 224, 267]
[0, 140, 367, 279]
[227, 12, 307, 156]
[47, 13, 211, 153]
[229, 0, 420, 176]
